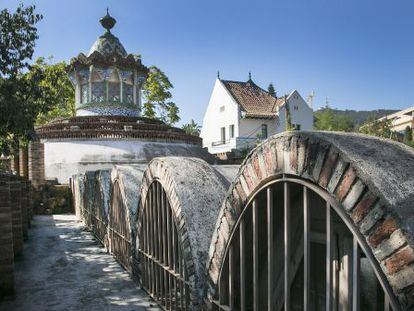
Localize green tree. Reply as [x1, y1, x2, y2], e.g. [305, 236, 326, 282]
[358, 116, 393, 138]
[142, 66, 180, 125]
[0, 57, 75, 154]
[0, 4, 42, 77]
[314, 107, 354, 132]
[0, 4, 42, 153]
[29, 57, 75, 125]
[268, 83, 276, 97]
[182, 119, 201, 136]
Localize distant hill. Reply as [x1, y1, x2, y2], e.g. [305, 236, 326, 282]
[314, 108, 398, 126]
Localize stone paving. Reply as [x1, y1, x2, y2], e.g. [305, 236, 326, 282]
[0, 215, 160, 311]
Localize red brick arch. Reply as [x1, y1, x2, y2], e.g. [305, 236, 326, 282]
[206, 132, 414, 310]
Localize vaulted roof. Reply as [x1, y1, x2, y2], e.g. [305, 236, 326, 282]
[220, 79, 285, 118]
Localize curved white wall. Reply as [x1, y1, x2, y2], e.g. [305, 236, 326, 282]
[43, 140, 210, 184]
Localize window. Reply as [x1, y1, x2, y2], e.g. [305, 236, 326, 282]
[229, 125, 235, 138]
[91, 82, 105, 103]
[221, 127, 226, 143]
[123, 84, 133, 104]
[261, 124, 268, 139]
[220, 106, 225, 112]
[108, 82, 120, 102]
[294, 105, 299, 110]
[80, 83, 89, 104]
[293, 124, 301, 130]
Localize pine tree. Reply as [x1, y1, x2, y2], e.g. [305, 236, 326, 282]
[268, 83, 276, 97]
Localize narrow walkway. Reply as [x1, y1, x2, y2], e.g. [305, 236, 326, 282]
[0, 215, 160, 311]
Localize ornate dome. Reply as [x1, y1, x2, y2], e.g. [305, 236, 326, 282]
[67, 9, 148, 118]
[88, 10, 127, 57]
[88, 32, 127, 57]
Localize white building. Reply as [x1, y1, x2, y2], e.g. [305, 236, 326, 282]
[200, 77, 313, 154]
[378, 106, 414, 133]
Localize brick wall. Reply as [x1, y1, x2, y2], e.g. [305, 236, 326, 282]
[19, 144, 28, 178]
[0, 174, 14, 299]
[28, 141, 45, 188]
[20, 181, 29, 240]
[9, 176, 23, 258]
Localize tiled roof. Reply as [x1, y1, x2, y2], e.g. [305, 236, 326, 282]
[221, 79, 285, 118]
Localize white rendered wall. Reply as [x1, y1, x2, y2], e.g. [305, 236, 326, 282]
[286, 90, 314, 131]
[43, 140, 210, 184]
[200, 79, 239, 153]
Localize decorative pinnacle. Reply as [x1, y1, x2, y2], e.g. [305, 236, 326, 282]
[217, 71, 220, 79]
[248, 71, 252, 80]
[100, 8, 116, 33]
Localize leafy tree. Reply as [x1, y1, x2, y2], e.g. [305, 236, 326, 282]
[314, 107, 354, 132]
[268, 83, 276, 97]
[358, 116, 393, 138]
[142, 66, 180, 125]
[403, 126, 413, 144]
[0, 4, 42, 77]
[0, 4, 42, 153]
[182, 119, 201, 136]
[30, 57, 75, 125]
[0, 57, 75, 154]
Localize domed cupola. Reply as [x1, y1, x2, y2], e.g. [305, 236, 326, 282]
[67, 9, 148, 117]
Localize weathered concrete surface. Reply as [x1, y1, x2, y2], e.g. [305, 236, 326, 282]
[0, 215, 159, 311]
[212, 164, 240, 186]
[110, 164, 147, 237]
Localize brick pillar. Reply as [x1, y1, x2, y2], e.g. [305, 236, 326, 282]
[28, 140, 45, 188]
[10, 152, 19, 175]
[19, 143, 28, 178]
[9, 176, 23, 258]
[0, 174, 14, 298]
[26, 181, 33, 228]
[20, 181, 28, 240]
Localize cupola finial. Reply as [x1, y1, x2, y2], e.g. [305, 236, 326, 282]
[248, 71, 252, 81]
[100, 8, 116, 33]
[217, 71, 220, 79]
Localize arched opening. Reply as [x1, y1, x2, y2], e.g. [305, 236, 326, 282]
[212, 176, 395, 311]
[138, 180, 190, 310]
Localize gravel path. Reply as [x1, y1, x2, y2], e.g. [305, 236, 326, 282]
[0, 215, 160, 311]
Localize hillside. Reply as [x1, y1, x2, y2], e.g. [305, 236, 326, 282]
[314, 108, 398, 126]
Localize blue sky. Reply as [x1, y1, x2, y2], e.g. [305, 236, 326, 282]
[3, 0, 414, 125]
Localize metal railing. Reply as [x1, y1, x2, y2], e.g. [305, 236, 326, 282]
[139, 181, 190, 310]
[212, 177, 397, 311]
